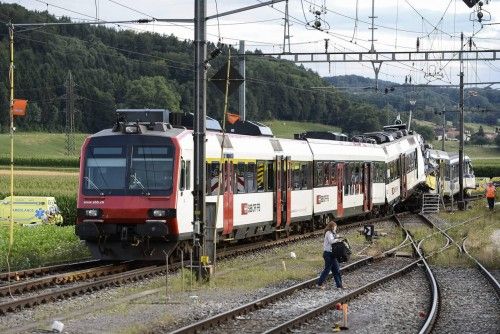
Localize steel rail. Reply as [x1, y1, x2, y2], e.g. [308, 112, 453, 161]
[462, 237, 500, 298]
[0, 259, 100, 283]
[266, 214, 439, 334]
[0, 265, 160, 315]
[393, 215, 440, 334]
[0, 263, 132, 297]
[264, 260, 421, 334]
[0, 214, 395, 315]
[169, 227, 410, 334]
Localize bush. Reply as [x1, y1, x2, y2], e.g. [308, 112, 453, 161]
[0, 225, 90, 271]
[412, 124, 434, 141]
[55, 195, 77, 226]
[0, 156, 79, 168]
[473, 164, 500, 178]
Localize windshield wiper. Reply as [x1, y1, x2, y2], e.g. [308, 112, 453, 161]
[84, 176, 105, 196]
[130, 173, 150, 196]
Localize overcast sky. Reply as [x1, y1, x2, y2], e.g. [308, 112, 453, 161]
[5, 0, 500, 86]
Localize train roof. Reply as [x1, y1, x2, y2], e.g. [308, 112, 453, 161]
[305, 138, 385, 161]
[90, 123, 187, 139]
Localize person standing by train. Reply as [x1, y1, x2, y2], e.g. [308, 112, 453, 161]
[486, 181, 496, 211]
[316, 220, 343, 289]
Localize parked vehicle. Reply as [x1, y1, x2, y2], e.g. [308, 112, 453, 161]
[0, 196, 63, 226]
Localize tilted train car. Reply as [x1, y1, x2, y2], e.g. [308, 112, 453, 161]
[426, 149, 475, 197]
[76, 112, 426, 260]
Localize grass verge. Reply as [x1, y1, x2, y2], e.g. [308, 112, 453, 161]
[437, 197, 500, 269]
[0, 224, 90, 272]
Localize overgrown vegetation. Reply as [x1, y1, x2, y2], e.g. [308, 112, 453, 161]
[0, 173, 78, 225]
[0, 225, 90, 271]
[437, 193, 500, 269]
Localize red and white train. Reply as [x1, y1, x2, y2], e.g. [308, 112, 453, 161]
[76, 111, 426, 260]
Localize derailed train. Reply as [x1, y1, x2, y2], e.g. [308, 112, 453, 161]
[76, 112, 428, 260]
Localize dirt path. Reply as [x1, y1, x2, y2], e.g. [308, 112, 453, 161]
[0, 169, 78, 176]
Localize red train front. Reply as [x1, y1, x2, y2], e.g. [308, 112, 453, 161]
[76, 120, 182, 260]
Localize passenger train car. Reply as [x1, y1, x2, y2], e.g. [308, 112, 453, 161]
[76, 112, 426, 260]
[426, 149, 475, 197]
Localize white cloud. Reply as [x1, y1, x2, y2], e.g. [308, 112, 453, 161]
[5, 0, 500, 85]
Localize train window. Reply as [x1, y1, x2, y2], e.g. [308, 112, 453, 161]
[323, 162, 330, 186]
[257, 161, 265, 192]
[353, 163, 361, 194]
[85, 146, 127, 194]
[186, 161, 191, 191]
[376, 162, 386, 183]
[130, 146, 174, 194]
[180, 160, 186, 191]
[236, 163, 246, 194]
[315, 162, 324, 187]
[344, 163, 351, 195]
[207, 162, 220, 195]
[292, 162, 301, 190]
[267, 161, 274, 191]
[330, 162, 337, 186]
[246, 163, 256, 193]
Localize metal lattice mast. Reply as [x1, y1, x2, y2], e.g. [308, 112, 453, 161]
[65, 71, 75, 156]
[283, 0, 291, 53]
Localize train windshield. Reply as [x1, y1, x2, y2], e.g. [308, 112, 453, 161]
[83, 143, 174, 196]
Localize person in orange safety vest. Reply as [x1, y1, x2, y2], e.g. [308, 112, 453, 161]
[485, 182, 496, 211]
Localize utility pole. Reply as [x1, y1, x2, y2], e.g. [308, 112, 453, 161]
[65, 71, 76, 156]
[239, 40, 246, 121]
[442, 106, 446, 151]
[193, 0, 207, 277]
[368, 0, 376, 53]
[283, 0, 291, 53]
[8, 24, 14, 247]
[458, 32, 465, 210]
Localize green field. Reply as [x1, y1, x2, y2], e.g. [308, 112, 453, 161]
[263, 120, 341, 138]
[0, 225, 90, 271]
[0, 132, 87, 159]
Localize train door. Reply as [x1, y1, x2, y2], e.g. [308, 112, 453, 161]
[400, 153, 407, 199]
[222, 161, 234, 235]
[336, 163, 344, 217]
[363, 162, 373, 212]
[275, 155, 291, 230]
[284, 156, 292, 227]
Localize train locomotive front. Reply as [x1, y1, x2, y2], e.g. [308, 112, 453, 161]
[76, 122, 184, 260]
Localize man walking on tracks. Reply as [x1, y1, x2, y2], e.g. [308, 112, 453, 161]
[485, 181, 496, 211]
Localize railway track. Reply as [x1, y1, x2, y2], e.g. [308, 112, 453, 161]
[0, 259, 101, 284]
[166, 220, 432, 334]
[418, 214, 500, 333]
[0, 215, 394, 316]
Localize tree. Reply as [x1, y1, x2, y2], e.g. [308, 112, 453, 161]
[412, 124, 434, 141]
[125, 76, 181, 112]
[469, 125, 491, 145]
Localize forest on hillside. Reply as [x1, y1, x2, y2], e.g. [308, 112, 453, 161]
[0, 3, 498, 137]
[0, 3, 385, 135]
[325, 75, 500, 128]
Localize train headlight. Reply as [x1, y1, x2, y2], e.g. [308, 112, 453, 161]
[148, 209, 175, 218]
[85, 209, 101, 217]
[152, 209, 167, 217]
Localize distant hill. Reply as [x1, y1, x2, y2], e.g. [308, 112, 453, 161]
[324, 75, 500, 127]
[1, 3, 497, 136]
[0, 3, 353, 134]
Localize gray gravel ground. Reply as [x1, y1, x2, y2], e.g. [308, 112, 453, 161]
[185, 257, 416, 334]
[431, 266, 500, 334]
[299, 267, 429, 333]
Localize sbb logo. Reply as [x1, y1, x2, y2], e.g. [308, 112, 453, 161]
[316, 195, 329, 204]
[241, 203, 261, 215]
